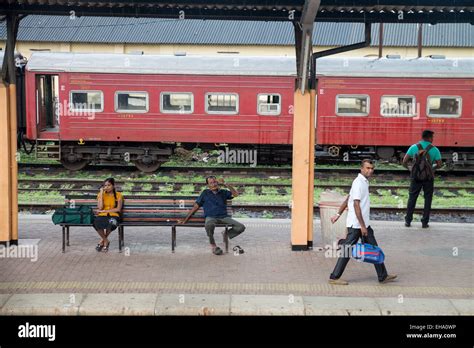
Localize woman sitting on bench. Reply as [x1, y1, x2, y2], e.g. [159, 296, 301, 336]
[93, 177, 123, 252]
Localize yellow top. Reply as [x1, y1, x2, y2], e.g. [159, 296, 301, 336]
[97, 191, 123, 217]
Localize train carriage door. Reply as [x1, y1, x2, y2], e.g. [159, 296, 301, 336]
[35, 74, 59, 135]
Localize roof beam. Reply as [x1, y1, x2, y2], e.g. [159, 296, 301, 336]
[295, 0, 320, 94]
[0, 2, 472, 23]
[1, 13, 20, 85]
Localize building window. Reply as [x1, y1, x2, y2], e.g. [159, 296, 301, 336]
[336, 95, 369, 116]
[160, 92, 193, 114]
[381, 96, 416, 117]
[257, 94, 281, 115]
[427, 96, 462, 118]
[115, 91, 148, 113]
[70, 91, 103, 112]
[205, 93, 238, 114]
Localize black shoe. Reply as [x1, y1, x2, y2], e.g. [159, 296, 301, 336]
[422, 223, 429, 228]
[404, 222, 411, 227]
[212, 246, 223, 255]
[95, 243, 103, 252]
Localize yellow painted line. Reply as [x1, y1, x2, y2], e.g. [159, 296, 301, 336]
[0, 281, 471, 298]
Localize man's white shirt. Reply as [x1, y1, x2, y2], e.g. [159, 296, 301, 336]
[346, 173, 371, 228]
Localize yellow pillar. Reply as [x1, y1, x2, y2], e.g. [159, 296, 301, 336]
[9, 84, 18, 242]
[307, 89, 316, 247]
[291, 89, 315, 250]
[0, 83, 12, 243]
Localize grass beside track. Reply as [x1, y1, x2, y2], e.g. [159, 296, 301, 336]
[18, 188, 474, 209]
[19, 150, 473, 208]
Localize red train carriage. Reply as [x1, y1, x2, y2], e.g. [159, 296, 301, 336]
[315, 58, 474, 163]
[24, 53, 474, 171]
[25, 54, 295, 171]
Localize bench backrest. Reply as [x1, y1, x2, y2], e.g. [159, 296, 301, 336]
[64, 195, 233, 224]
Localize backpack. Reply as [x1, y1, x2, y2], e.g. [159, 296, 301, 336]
[411, 143, 434, 181]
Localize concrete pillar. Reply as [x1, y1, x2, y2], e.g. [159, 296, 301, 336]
[307, 88, 316, 247]
[9, 83, 18, 242]
[0, 82, 18, 244]
[291, 89, 315, 250]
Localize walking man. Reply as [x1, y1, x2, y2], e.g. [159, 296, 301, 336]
[403, 130, 443, 228]
[329, 159, 397, 285]
[179, 176, 245, 255]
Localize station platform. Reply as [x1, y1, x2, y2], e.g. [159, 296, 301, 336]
[0, 215, 472, 315]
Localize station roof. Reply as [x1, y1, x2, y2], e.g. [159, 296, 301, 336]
[1, 1, 473, 23]
[25, 52, 474, 78]
[1, 16, 472, 47]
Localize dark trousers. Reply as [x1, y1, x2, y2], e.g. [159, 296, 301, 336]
[330, 226, 388, 282]
[405, 179, 434, 225]
[205, 217, 245, 245]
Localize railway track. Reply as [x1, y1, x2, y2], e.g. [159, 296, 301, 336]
[18, 178, 474, 196]
[19, 162, 474, 177]
[17, 166, 474, 221]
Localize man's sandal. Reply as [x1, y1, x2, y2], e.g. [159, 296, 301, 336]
[95, 243, 103, 252]
[102, 242, 110, 253]
[233, 245, 244, 254]
[212, 246, 223, 255]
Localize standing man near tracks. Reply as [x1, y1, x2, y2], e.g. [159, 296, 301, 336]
[403, 130, 443, 228]
[179, 176, 245, 255]
[328, 159, 397, 285]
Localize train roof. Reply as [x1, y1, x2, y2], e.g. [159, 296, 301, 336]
[25, 53, 474, 78]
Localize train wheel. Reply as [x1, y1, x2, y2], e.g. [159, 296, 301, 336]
[60, 158, 89, 171]
[376, 147, 395, 160]
[133, 160, 161, 173]
[328, 146, 340, 158]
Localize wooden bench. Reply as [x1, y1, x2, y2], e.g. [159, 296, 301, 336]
[59, 195, 233, 253]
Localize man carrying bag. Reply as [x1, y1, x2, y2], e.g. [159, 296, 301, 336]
[328, 159, 397, 285]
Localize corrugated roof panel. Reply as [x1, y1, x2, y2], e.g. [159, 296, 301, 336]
[17, 15, 79, 42]
[0, 16, 472, 47]
[423, 23, 474, 47]
[73, 17, 117, 43]
[380, 23, 417, 46]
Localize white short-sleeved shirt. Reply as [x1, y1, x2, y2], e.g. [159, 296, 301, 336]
[346, 173, 370, 228]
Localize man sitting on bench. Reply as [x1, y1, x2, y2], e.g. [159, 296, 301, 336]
[179, 176, 246, 255]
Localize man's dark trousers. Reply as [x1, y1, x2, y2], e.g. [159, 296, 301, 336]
[330, 226, 388, 281]
[405, 179, 434, 225]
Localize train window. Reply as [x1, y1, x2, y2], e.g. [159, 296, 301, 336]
[205, 93, 238, 114]
[70, 91, 103, 112]
[336, 95, 369, 116]
[381, 96, 416, 117]
[257, 94, 281, 115]
[160, 92, 193, 114]
[115, 91, 148, 113]
[427, 96, 462, 118]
